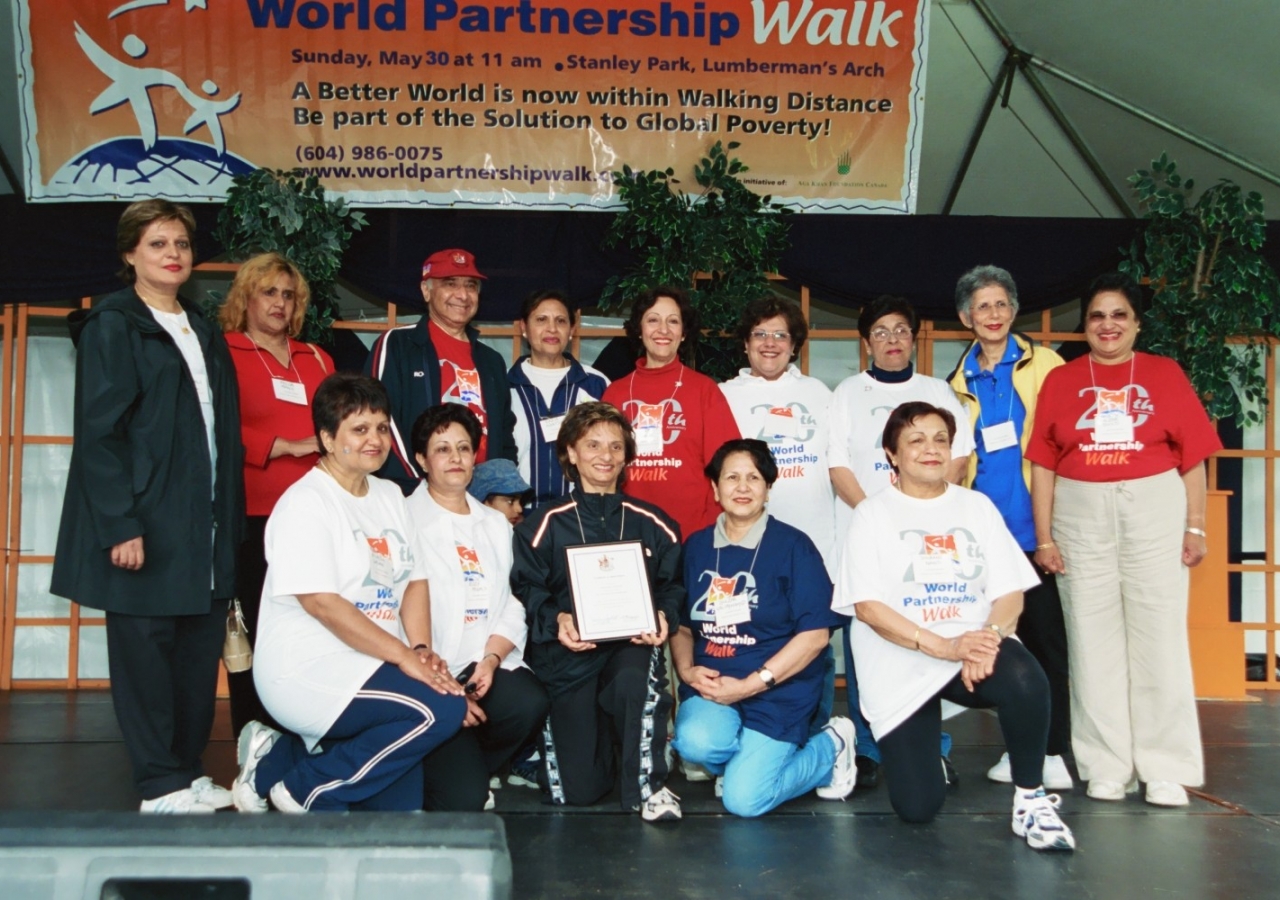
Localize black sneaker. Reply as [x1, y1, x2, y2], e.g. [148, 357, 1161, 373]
[942, 756, 960, 791]
[854, 755, 880, 790]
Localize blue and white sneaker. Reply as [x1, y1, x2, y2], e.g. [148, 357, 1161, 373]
[1013, 788, 1076, 851]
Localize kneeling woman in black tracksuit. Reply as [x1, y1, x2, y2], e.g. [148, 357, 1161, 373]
[511, 402, 685, 821]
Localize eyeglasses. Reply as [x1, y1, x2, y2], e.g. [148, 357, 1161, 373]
[868, 326, 913, 343]
[971, 300, 1013, 315]
[749, 330, 791, 342]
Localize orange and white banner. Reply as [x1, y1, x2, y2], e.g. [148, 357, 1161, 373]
[16, 1, 929, 212]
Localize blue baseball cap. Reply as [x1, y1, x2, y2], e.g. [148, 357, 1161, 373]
[468, 459, 532, 502]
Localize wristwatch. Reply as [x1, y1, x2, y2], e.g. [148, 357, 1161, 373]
[986, 623, 1003, 639]
[756, 667, 777, 689]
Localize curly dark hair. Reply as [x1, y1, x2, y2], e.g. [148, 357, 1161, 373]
[623, 285, 699, 365]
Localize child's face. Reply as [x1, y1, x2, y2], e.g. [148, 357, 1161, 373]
[485, 494, 524, 526]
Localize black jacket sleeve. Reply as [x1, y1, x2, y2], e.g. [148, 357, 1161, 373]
[75, 311, 145, 548]
[511, 517, 563, 645]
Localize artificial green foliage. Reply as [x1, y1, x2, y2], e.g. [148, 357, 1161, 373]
[601, 141, 792, 381]
[214, 168, 366, 343]
[1121, 153, 1280, 426]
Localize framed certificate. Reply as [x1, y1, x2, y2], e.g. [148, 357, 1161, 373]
[565, 541, 657, 642]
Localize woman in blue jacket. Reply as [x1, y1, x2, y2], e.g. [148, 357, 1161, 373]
[508, 290, 609, 509]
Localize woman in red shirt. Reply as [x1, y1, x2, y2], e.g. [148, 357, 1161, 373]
[1027, 273, 1221, 808]
[219, 253, 333, 739]
[601, 285, 740, 540]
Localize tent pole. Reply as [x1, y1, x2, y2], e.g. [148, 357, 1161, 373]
[1016, 61, 1135, 218]
[942, 49, 1017, 215]
[1025, 57, 1280, 190]
[969, 0, 1280, 190]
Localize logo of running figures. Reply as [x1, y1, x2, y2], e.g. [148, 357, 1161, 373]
[50, 4, 253, 194]
[922, 534, 958, 559]
[690, 570, 759, 622]
[598, 555, 614, 571]
[456, 545, 485, 581]
[837, 151, 852, 175]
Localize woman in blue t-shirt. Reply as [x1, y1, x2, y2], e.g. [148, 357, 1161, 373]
[671, 438, 855, 816]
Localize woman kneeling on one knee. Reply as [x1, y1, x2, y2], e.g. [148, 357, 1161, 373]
[672, 439, 855, 817]
[511, 402, 684, 822]
[232, 373, 468, 813]
[834, 402, 1075, 851]
[406, 404, 550, 811]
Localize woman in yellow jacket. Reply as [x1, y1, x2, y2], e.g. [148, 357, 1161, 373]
[945, 265, 1071, 790]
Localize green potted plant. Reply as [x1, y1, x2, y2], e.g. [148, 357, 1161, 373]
[601, 141, 792, 380]
[214, 168, 366, 343]
[1122, 153, 1280, 426]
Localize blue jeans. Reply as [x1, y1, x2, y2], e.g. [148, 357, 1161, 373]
[843, 626, 951, 762]
[673, 696, 838, 818]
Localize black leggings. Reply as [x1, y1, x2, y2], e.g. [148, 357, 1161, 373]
[1017, 552, 1071, 756]
[878, 639, 1049, 824]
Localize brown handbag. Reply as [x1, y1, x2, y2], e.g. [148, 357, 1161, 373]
[223, 599, 253, 673]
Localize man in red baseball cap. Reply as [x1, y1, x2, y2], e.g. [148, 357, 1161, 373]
[365, 248, 516, 494]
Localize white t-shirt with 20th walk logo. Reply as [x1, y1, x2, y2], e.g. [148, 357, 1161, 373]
[255, 468, 426, 748]
[721, 365, 838, 574]
[833, 484, 1037, 740]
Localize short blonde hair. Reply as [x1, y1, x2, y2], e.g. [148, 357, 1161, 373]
[218, 253, 311, 337]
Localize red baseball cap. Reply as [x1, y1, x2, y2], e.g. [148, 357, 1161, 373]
[421, 248, 486, 280]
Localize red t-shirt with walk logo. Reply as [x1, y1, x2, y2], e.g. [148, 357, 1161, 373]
[430, 320, 490, 462]
[1025, 352, 1221, 482]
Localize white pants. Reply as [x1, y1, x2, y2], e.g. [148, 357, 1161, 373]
[1053, 469, 1203, 787]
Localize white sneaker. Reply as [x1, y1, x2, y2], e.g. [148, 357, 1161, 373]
[714, 776, 724, 799]
[139, 787, 216, 814]
[484, 790, 496, 811]
[815, 716, 856, 800]
[489, 776, 502, 790]
[640, 786, 682, 822]
[986, 752, 1012, 783]
[1012, 788, 1076, 851]
[188, 776, 234, 810]
[1145, 781, 1189, 807]
[989, 753, 1074, 790]
[1086, 778, 1139, 802]
[233, 721, 281, 814]
[269, 780, 307, 814]
[681, 759, 713, 782]
[1043, 755, 1074, 790]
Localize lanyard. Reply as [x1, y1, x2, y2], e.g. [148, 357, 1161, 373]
[571, 490, 626, 543]
[714, 537, 763, 586]
[248, 336, 302, 385]
[1087, 354, 1137, 413]
[627, 364, 685, 418]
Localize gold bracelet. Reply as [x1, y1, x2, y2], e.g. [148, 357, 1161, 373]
[1185, 527, 1207, 538]
[1036, 541, 1056, 550]
[913, 627, 921, 650]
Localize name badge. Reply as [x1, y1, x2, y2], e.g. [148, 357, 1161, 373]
[981, 420, 1018, 452]
[914, 554, 956, 581]
[765, 406, 799, 438]
[539, 414, 565, 443]
[634, 403, 665, 456]
[709, 575, 751, 626]
[1093, 412, 1134, 443]
[272, 378, 308, 405]
[713, 592, 751, 627]
[367, 537, 395, 587]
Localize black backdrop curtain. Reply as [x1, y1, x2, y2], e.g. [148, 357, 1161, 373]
[4, 194, 1278, 323]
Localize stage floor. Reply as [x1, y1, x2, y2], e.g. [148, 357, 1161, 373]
[1, 690, 1278, 899]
